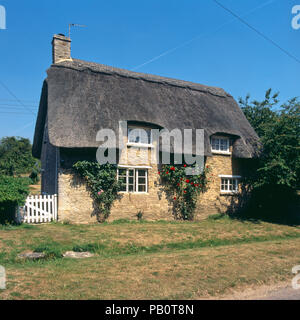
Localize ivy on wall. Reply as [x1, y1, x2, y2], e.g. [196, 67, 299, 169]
[159, 164, 211, 220]
[73, 161, 121, 221]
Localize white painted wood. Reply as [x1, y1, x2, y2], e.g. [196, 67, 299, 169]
[19, 194, 58, 224]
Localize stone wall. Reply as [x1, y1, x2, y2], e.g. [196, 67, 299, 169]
[58, 169, 96, 224]
[56, 129, 248, 223]
[57, 154, 245, 224]
[194, 154, 243, 219]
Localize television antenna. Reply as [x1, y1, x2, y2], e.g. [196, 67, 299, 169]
[68, 23, 87, 39]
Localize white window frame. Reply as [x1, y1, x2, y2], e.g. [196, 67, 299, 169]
[219, 175, 241, 194]
[211, 136, 231, 155]
[127, 126, 154, 148]
[117, 166, 149, 194]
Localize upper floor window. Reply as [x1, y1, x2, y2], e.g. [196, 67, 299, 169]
[211, 136, 230, 154]
[128, 127, 152, 146]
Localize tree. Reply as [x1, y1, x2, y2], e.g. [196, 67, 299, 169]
[0, 175, 30, 224]
[0, 136, 37, 176]
[239, 89, 300, 218]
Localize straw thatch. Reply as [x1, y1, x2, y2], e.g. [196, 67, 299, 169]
[33, 59, 259, 158]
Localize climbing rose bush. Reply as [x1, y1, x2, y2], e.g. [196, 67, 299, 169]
[159, 164, 211, 220]
[73, 161, 121, 221]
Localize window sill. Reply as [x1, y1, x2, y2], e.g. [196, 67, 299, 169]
[127, 143, 154, 149]
[211, 150, 231, 155]
[220, 191, 239, 196]
[119, 191, 149, 195]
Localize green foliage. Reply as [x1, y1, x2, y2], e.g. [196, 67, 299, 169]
[29, 168, 40, 184]
[239, 89, 300, 217]
[159, 164, 210, 220]
[239, 89, 279, 138]
[0, 175, 30, 205]
[240, 89, 300, 190]
[34, 242, 65, 259]
[0, 176, 30, 224]
[73, 161, 121, 221]
[0, 136, 38, 176]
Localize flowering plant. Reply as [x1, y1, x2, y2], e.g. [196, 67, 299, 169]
[159, 164, 210, 220]
[73, 161, 122, 221]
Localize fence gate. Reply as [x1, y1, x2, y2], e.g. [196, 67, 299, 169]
[18, 195, 58, 224]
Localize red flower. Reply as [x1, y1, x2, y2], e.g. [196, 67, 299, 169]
[177, 183, 180, 186]
[180, 178, 183, 181]
[171, 166, 175, 171]
[186, 179, 190, 183]
[158, 171, 160, 175]
[184, 164, 187, 167]
[166, 171, 169, 174]
[184, 190, 187, 194]
[190, 182, 194, 185]
[174, 197, 177, 200]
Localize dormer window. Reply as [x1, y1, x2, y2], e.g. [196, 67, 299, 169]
[211, 136, 230, 154]
[128, 127, 152, 147]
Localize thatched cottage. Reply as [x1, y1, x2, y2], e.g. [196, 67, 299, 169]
[32, 34, 259, 223]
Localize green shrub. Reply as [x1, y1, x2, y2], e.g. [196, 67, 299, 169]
[0, 176, 30, 224]
[73, 161, 121, 221]
[29, 168, 40, 184]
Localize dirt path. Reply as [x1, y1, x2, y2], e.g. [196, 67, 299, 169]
[213, 281, 300, 300]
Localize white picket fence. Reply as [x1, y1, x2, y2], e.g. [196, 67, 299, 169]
[18, 195, 58, 224]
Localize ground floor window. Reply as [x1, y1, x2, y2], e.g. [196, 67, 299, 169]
[117, 168, 148, 193]
[219, 175, 241, 193]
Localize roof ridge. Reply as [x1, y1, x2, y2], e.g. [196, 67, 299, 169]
[51, 58, 230, 98]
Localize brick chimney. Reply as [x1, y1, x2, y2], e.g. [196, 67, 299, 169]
[52, 34, 72, 64]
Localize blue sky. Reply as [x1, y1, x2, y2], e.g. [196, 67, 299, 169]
[0, 0, 299, 141]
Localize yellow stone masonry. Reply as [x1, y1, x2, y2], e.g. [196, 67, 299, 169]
[58, 145, 244, 224]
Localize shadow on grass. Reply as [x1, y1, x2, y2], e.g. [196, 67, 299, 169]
[226, 187, 300, 226]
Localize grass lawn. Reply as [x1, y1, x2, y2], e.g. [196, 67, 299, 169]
[0, 215, 300, 299]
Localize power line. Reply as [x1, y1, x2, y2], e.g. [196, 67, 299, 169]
[0, 112, 37, 115]
[0, 80, 37, 115]
[0, 99, 38, 103]
[131, 0, 276, 70]
[0, 110, 37, 114]
[212, 0, 300, 65]
[0, 104, 37, 108]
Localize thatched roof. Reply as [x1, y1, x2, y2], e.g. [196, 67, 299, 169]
[33, 59, 259, 159]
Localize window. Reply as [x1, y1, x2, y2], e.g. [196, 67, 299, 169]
[219, 176, 241, 193]
[211, 136, 230, 153]
[128, 127, 152, 145]
[118, 168, 148, 193]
